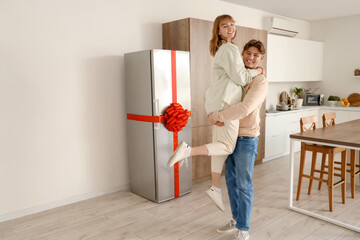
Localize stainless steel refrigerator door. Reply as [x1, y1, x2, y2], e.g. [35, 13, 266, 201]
[126, 120, 156, 201]
[152, 50, 192, 202]
[125, 50, 153, 116]
[174, 51, 191, 111]
[125, 50, 156, 201]
[177, 121, 192, 195]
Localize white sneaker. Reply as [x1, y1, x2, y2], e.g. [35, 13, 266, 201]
[167, 141, 188, 167]
[217, 219, 237, 233]
[233, 230, 249, 240]
[205, 187, 225, 212]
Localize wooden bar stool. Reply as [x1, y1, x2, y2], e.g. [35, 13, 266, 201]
[296, 115, 347, 212]
[349, 149, 360, 198]
[319, 112, 360, 199]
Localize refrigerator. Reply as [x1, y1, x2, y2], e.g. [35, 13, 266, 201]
[125, 49, 192, 203]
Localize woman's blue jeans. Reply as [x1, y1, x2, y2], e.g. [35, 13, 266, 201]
[225, 136, 258, 231]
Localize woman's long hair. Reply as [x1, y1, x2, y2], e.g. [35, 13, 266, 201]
[209, 14, 236, 57]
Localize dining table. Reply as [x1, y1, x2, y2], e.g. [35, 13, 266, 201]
[289, 118, 360, 233]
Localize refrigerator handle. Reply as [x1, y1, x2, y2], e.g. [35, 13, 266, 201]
[153, 99, 160, 116]
[153, 99, 160, 130]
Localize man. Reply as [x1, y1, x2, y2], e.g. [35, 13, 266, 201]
[208, 39, 268, 240]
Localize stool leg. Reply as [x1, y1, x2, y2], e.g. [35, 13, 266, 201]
[297, 143, 306, 201]
[328, 149, 334, 212]
[308, 151, 317, 195]
[318, 153, 327, 190]
[350, 149, 355, 199]
[341, 150, 347, 204]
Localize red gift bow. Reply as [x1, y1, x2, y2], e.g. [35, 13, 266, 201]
[164, 103, 191, 132]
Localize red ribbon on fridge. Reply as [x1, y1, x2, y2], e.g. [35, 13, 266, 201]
[126, 50, 190, 198]
[126, 114, 165, 123]
[164, 103, 191, 132]
[170, 50, 180, 198]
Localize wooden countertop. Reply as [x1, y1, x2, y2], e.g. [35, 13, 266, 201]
[290, 119, 360, 148]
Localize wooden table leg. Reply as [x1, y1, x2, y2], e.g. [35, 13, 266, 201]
[350, 149, 355, 199]
[341, 150, 347, 204]
[328, 149, 334, 212]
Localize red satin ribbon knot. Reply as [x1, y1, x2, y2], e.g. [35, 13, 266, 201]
[164, 103, 191, 132]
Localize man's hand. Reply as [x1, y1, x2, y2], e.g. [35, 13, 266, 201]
[257, 66, 266, 76]
[208, 112, 217, 124]
[208, 113, 225, 127]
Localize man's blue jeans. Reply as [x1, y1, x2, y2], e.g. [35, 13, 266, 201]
[225, 136, 258, 231]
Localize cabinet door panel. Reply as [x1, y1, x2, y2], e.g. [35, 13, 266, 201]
[265, 133, 290, 160]
[267, 35, 288, 82]
[350, 111, 360, 120]
[267, 35, 323, 82]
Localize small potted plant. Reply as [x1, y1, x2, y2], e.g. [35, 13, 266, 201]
[293, 87, 303, 109]
[328, 95, 340, 106]
[293, 87, 303, 99]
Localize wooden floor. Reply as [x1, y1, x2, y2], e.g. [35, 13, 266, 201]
[1, 153, 360, 240]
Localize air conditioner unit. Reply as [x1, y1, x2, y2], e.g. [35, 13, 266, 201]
[267, 17, 298, 37]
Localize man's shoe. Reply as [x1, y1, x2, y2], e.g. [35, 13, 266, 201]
[233, 230, 249, 240]
[167, 141, 188, 167]
[217, 219, 237, 233]
[205, 187, 225, 212]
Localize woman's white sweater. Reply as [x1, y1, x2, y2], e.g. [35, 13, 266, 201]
[205, 42, 258, 114]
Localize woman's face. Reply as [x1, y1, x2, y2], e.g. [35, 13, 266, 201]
[242, 46, 264, 69]
[218, 19, 236, 42]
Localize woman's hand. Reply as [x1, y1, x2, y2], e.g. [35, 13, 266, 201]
[215, 121, 225, 126]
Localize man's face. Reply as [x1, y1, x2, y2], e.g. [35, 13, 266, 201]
[242, 46, 264, 69]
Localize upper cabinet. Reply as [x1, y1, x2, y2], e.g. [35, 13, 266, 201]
[267, 34, 324, 82]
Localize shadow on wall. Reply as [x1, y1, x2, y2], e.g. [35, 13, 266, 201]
[81, 55, 129, 187]
[141, 21, 163, 50]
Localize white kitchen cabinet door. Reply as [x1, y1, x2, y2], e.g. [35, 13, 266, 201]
[267, 34, 288, 82]
[264, 109, 319, 161]
[265, 133, 290, 160]
[267, 35, 324, 82]
[350, 111, 360, 120]
[287, 38, 324, 82]
[318, 109, 351, 127]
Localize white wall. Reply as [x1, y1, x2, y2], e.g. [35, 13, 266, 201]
[308, 15, 360, 101]
[0, 0, 310, 221]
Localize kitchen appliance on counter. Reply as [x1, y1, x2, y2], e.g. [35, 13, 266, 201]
[279, 91, 290, 105]
[125, 49, 192, 203]
[304, 94, 321, 106]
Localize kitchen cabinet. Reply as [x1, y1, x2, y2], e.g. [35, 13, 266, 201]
[318, 109, 360, 126]
[267, 34, 324, 82]
[265, 107, 360, 162]
[163, 18, 268, 183]
[264, 109, 318, 161]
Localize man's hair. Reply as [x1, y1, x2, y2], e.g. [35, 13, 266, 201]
[243, 39, 266, 55]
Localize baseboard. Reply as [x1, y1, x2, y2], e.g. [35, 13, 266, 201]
[0, 184, 129, 223]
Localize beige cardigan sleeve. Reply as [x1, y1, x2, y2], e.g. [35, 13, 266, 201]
[213, 75, 268, 122]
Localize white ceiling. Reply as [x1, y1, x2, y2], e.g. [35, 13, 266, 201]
[221, 0, 360, 21]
